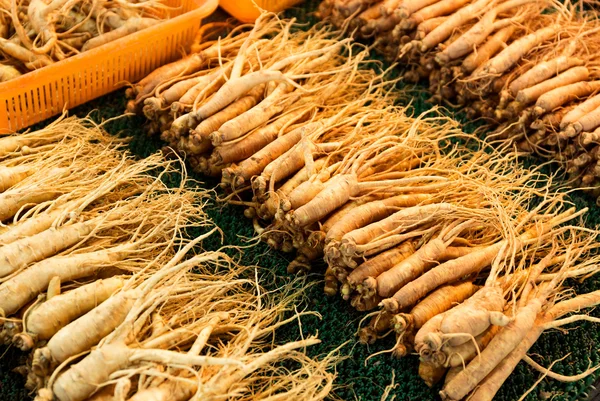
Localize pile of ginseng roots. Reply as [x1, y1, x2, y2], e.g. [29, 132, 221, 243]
[0, 0, 173, 82]
[128, 13, 600, 401]
[0, 115, 336, 401]
[318, 0, 600, 202]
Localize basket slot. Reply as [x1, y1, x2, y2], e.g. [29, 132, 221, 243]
[25, 90, 34, 121]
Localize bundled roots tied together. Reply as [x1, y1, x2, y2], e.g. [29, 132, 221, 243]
[129, 11, 600, 401]
[320, 0, 600, 203]
[0, 115, 337, 401]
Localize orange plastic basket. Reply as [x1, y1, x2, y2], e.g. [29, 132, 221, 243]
[219, 0, 304, 22]
[0, 0, 219, 134]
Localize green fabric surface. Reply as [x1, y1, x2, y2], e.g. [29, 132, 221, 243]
[2, 2, 600, 401]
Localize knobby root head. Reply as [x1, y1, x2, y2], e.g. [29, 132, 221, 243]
[12, 333, 36, 352]
[424, 332, 444, 353]
[381, 298, 400, 314]
[358, 327, 378, 345]
[392, 314, 413, 334]
[34, 388, 53, 401]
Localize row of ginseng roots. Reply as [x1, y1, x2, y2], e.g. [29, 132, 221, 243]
[0, 116, 336, 401]
[318, 0, 600, 202]
[127, 13, 600, 401]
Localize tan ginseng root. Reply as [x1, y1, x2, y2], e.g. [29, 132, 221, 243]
[13, 277, 126, 350]
[482, 22, 563, 77]
[220, 72, 377, 191]
[357, 309, 395, 345]
[126, 21, 259, 103]
[382, 207, 583, 314]
[257, 155, 329, 221]
[180, 45, 353, 157]
[181, 83, 268, 157]
[335, 142, 539, 275]
[121, 340, 334, 401]
[0, 163, 39, 194]
[562, 100, 600, 138]
[141, 64, 225, 120]
[0, 183, 208, 321]
[208, 106, 311, 172]
[415, 0, 495, 53]
[207, 80, 297, 147]
[43, 250, 334, 401]
[25, 0, 164, 56]
[159, 16, 286, 119]
[343, 240, 419, 300]
[307, 196, 389, 282]
[166, 26, 301, 120]
[419, 360, 447, 388]
[389, 281, 479, 350]
[168, 21, 352, 138]
[513, 66, 590, 108]
[379, 174, 577, 314]
[560, 92, 600, 130]
[460, 24, 518, 75]
[435, 0, 539, 65]
[246, 60, 393, 199]
[179, 22, 311, 117]
[29, 230, 216, 383]
[120, 265, 334, 401]
[0, 187, 168, 281]
[205, 74, 298, 151]
[168, 66, 230, 118]
[336, 193, 470, 264]
[286, 113, 455, 235]
[80, 18, 159, 51]
[306, 194, 384, 250]
[286, 242, 324, 275]
[329, 139, 510, 264]
[498, 42, 582, 106]
[398, 0, 472, 36]
[251, 93, 381, 202]
[0, 38, 53, 69]
[395, 0, 438, 19]
[414, 285, 511, 362]
[415, 17, 449, 41]
[433, 325, 501, 368]
[6, 192, 208, 351]
[526, 104, 576, 140]
[533, 80, 600, 118]
[466, 288, 600, 401]
[0, 154, 208, 308]
[0, 152, 169, 278]
[366, 220, 477, 300]
[0, 64, 21, 82]
[440, 228, 600, 401]
[36, 250, 240, 401]
[358, 4, 401, 38]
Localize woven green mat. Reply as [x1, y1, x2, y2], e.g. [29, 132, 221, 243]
[2, 2, 600, 400]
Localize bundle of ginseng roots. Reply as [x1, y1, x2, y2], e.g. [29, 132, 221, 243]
[0, 116, 336, 401]
[0, 0, 174, 82]
[127, 12, 600, 400]
[318, 0, 600, 201]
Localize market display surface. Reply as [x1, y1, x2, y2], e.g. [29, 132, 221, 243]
[2, 2, 600, 401]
